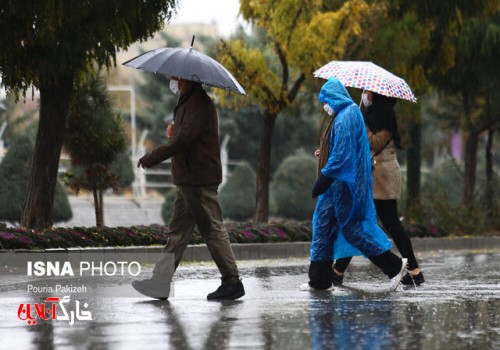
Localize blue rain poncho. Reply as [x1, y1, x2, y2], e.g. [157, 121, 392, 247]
[310, 78, 392, 261]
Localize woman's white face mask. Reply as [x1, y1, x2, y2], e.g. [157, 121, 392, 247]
[323, 103, 334, 116]
[169, 79, 180, 96]
[362, 92, 372, 107]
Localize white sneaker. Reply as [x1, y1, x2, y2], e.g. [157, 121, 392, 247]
[132, 278, 170, 299]
[299, 282, 332, 291]
[389, 258, 408, 291]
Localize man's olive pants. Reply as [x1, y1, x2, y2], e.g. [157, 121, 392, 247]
[153, 185, 240, 285]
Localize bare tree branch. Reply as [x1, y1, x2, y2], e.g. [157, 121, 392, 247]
[288, 73, 306, 103]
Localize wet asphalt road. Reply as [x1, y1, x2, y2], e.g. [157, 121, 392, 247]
[0, 249, 499, 350]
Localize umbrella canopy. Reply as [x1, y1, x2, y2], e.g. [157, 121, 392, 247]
[123, 47, 246, 95]
[314, 61, 417, 103]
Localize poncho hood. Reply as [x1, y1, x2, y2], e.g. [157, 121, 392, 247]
[319, 77, 354, 115]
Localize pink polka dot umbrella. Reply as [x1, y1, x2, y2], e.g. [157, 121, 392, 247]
[313, 61, 417, 103]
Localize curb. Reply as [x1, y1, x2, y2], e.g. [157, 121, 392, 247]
[410, 236, 500, 252]
[5, 237, 499, 262]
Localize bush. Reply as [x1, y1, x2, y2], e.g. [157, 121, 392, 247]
[272, 150, 317, 220]
[220, 163, 256, 220]
[0, 135, 72, 224]
[225, 221, 312, 243]
[417, 157, 488, 235]
[161, 188, 177, 224]
[416, 189, 486, 236]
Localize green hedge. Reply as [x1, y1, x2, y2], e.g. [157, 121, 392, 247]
[0, 220, 448, 250]
[0, 225, 170, 250]
[220, 163, 256, 221]
[0, 222, 312, 250]
[272, 151, 317, 220]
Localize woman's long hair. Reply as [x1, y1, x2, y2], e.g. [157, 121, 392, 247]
[364, 93, 403, 149]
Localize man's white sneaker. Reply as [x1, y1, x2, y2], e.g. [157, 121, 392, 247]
[389, 258, 408, 291]
[132, 278, 170, 299]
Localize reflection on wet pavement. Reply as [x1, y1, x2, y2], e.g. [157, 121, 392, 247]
[1, 250, 499, 349]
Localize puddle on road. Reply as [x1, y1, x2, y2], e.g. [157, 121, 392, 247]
[0, 251, 498, 349]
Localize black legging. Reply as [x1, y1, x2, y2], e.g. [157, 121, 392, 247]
[334, 199, 419, 272]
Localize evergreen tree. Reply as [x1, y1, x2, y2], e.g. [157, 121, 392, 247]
[64, 77, 130, 227]
[0, 134, 72, 224]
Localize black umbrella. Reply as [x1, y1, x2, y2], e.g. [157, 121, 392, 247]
[123, 36, 246, 95]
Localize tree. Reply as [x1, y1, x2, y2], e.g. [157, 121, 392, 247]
[381, 0, 498, 214]
[0, 0, 177, 229]
[217, 0, 370, 222]
[0, 134, 72, 224]
[63, 77, 130, 228]
[219, 100, 319, 174]
[425, 8, 500, 208]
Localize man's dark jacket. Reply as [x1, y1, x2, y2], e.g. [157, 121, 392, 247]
[139, 85, 222, 186]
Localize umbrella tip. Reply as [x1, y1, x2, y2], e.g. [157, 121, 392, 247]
[190, 35, 195, 48]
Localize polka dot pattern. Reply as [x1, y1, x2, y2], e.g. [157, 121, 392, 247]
[314, 61, 417, 103]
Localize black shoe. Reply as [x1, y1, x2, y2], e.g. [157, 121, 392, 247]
[207, 280, 245, 300]
[332, 270, 344, 286]
[401, 272, 425, 286]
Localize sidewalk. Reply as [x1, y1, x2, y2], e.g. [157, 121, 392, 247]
[2, 250, 499, 350]
[58, 196, 164, 228]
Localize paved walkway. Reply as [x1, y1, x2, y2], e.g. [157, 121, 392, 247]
[59, 196, 165, 228]
[0, 250, 499, 350]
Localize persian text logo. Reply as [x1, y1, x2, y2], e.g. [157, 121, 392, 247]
[18, 295, 92, 326]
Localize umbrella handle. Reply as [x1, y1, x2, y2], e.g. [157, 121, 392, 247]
[359, 89, 365, 108]
[191, 35, 195, 48]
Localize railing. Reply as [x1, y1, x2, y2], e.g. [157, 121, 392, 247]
[132, 135, 242, 199]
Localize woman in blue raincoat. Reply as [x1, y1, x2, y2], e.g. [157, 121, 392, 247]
[304, 77, 406, 291]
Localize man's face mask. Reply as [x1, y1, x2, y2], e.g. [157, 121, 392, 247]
[323, 103, 334, 116]
[362, 92, 372, 107]
[169, 79, 180, 96]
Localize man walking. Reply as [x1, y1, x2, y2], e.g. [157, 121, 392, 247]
[133, 78, 245, 300]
